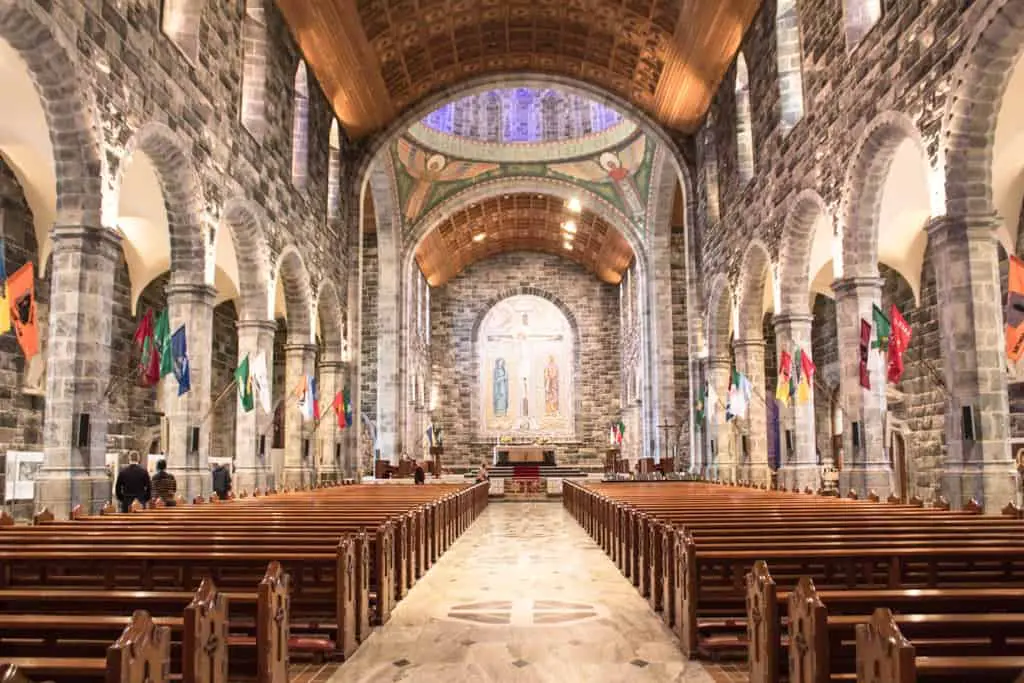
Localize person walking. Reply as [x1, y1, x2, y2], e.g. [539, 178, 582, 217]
[115, 451, 151, 512]
[212, 462, 232, 500]
[151, 459, 177, 506]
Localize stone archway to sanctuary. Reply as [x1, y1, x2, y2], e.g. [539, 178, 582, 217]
[477, 295, 576, 439]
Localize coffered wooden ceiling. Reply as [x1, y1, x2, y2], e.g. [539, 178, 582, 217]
[415, 194, 633, 286]
[276, 0, 761, 138]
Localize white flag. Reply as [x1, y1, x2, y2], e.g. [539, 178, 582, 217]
[251, 350, 271, 414]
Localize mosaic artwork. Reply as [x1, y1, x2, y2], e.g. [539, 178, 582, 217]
[446, 599, 599, 626]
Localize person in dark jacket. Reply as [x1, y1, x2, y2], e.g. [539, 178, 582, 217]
[413, 461, 425, 485]
[151, 459, 177, 506]
[115, 451, 151, 512]
[212, 462, 232, 500]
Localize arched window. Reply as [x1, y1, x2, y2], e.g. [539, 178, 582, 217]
[775, 0, 805, 133]
[161, 0, 203, 62]
[240, 0, 268, 140]
[734, 54, 754, 183]
[843, 0, 881, 48]
[291, 62, 309, 189]
[327, 119, 342, 221]
[703, 116, 722, 227]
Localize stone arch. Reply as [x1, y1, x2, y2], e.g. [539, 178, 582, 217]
[706, 273, 734, 360]
[240, 0, 268, 141]
[735, 53, 755, 183]
[470, 286, 580, 343]
[161, 0, 205, 63]
[272, 245, 313, 343]
[315, 279, 345, 357]
[737, 240, 772, 341]
[778, 189, 832, 315]
[220, 197, 271, 321]
[0, 0, 104, 229]
[115, 121, 207, 282]
[942, 0, 1024, 223]
[841, 110, 928, 279]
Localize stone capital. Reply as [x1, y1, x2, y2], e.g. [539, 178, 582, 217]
[772, 313, 813, 328]
[732, 338, 766, 351]
[926, 213, 1001, 247]
[235, 319, 278, 334]
[319, 359, 346, 372]
[165, 282, 218, 304]
[284, 342, 318, 356]
[831, 276, 883, 299]
[708, 356, 732, 371]
[50, 224, 122, 256]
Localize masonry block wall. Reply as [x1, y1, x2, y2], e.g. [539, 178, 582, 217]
[430, 252, 621, 470]
[670, 228, 692, 465]
[360, 235, 379, 423]
[209, 302, 240, 461]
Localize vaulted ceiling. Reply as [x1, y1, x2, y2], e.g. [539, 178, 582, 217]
[415, 193, 633, 285]
[276, 0, 762, 139]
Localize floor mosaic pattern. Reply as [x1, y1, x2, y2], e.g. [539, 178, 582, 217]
[330, 501, 713, 682]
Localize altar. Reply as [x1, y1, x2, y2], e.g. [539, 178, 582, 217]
[493, 445, 556, 466]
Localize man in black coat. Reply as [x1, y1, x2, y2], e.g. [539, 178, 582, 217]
[212, 462, 232, 500]
[115, 451, 151, 512]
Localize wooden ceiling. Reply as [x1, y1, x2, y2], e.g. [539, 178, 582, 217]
[415, 194, 633, 285]
[276, 0, 761, 138]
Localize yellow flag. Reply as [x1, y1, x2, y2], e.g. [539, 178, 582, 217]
[796, 378, 811, 404]
[0, 281, 10, 335]
[775, 381, 790, 405]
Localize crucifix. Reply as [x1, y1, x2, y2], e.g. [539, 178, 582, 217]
[486, 311, 563, 418]
[658, 421, 676, 470]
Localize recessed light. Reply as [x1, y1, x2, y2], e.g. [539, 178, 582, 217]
[563, 242, 573, 251]
[473, 233, 486, 242]
[562, 220, 577, 234]
[566, 198, 582, 213]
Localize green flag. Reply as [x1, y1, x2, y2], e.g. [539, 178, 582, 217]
[154, 308, 174, 377]
[871, 304, 891, 351]
[235, 354, 254, 412]
[695, 383, 706, 424]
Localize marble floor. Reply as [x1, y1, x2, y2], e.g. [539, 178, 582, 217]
[330, 501, 713, 683]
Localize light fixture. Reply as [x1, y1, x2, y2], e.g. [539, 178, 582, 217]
[562, 220, 577, 234]
[566, 197, 582, 213]
[473, 233, 486, 242]
[563, 241, 573, 251]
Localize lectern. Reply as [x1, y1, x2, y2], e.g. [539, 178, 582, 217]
[430, 446, 443, 478]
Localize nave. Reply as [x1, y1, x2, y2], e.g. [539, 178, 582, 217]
[332, 502, 712, 683]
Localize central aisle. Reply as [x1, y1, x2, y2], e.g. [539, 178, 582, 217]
[331, 502, 712, 682]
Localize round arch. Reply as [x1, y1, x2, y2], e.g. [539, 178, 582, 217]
[470, 286, 580, 343]
[220, 197, 272, 322]
[706, 273, 734, 360]
[778, 189, 833, 315]
[272, 245, 314, 343]
[112, 121, 207, 282]
[841, 110, 931, 279]
[315, 279, 345, 357]
[736, 240, 773, 341]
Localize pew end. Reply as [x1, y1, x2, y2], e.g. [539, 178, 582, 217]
[867, 490, 880, 503]
[855, 608, 915, 683]
[100, 501, 116, 515]
[964, 498, 983, 515]
[788, 577, 829, 683]
[847, 489, 859, 500]
[105, 610, 171, 683]
[745, 561, 778, 683]
[183, 578, 228, 683]
[887, 493, 901, 504]
[128, 500, 144, 513]
[934, 495, 951, 511]
[257, 562, 290, 683]
[0, 511, 14, 527]
[1003, 501, 1022, 519]
[0, 665, 33, 683]
[31, 509, 54, 525]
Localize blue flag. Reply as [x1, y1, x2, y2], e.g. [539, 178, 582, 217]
[171, 325, 190, 395]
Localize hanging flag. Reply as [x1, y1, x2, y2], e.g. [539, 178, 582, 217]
[695, 383, 707, 424]
[888, 304, 912, 383]
[871, 304, 891, 351]
[133, 308, 160, 387]
[706, 381, 718, 425]
[1007, 255, 1024, 361]
[333, 390, 345, 429]
[343, 385, 353, 427]
[311, 376, 320, 420]
[859, 319, 872, 389]
[251, 350, 271, 413]
[727, 368, 751, 420]
[796, 348, 814, 404]
[7, 262, 37, 359]
[776, 351, 792, 405]
[298, 376, 318, 421]
[0, 240, 10, 335]
[609, 424, 616, 445]
[171, 325, 190, 396]
[155, 308, 173, 377]
[235, 354, 254, 412]
[616, 420, 625, 444]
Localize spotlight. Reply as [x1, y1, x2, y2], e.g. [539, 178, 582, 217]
[473, 233, 486, 242]
[566, 198, 582, 213]
[562, 220, 577, 234]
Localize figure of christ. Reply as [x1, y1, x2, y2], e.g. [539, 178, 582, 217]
[485, 312, 564, 421]
[492, 358, 509, 416]
[544, 355, 559, 415]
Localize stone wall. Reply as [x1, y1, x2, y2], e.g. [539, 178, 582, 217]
[670, 228, 691, 466]
[360, 235, 379, 424]
[209, 302, 240, 461]
[430, 252, 621, 470]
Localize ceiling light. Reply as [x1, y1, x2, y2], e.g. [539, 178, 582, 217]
[562, 220, 577, 234]
[473, 233, 486, 242]
[566, 197, 582, 213]
[563, 242, 573, 251]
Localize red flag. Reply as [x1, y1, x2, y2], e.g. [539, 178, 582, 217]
[133, 308, 154, 346]
[888, 304, 912, 383]
[133, 308, 160, 387]
[775, 351, 792, 403]
[800, 349, 816, 383]
[859, 319, 871, 389]
[1007, 256, 1024, 361]
[7, 263, 38, 359]
[332, 391, 345, 429]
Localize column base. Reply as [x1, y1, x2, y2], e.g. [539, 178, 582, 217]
[745, 464, 772, 488]
[942, 464, 1020, 512]
[282, 466, 316, 489]
[167, 468, 210, 503]
[717, 463, 739, 484]
[234, 466, 272, 495]
[35, 470, 112, 519]
[839, 466, 892, 500]
[778, 464, 822, 492]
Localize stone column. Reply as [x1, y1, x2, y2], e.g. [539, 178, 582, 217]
[928, 215, 1019, 510]
[36, 225, 122, 518]
[774, 314, 821, 491]
[832, 277, 891, 498]
[317, 358, 345, 483]
[282, 342, 317, 487]
[733, 339, 769, 486]
[162, 281, 216, 502]
[707, 356, 735, 482]
[234, 320, 276, 494]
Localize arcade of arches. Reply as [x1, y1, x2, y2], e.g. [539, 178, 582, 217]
[3, 0, 1024, 522]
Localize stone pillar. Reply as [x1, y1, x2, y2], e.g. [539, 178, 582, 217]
[162, 281, 216, 502]
[707, 356, 735, 482]
[283, 343, 317, 487]
[733, 339, 769, 486]
[928, 215, 1019, 510]
[774, 314, 821, 491]
[36, 225, 122, 518]
[317, 358, 345, 483]
[832, 277, 891, 498]
[234, 320, 276, 494]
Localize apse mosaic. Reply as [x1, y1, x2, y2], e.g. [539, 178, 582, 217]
[392, 130, 655, 229]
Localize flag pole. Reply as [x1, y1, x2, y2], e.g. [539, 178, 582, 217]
[200, 378, 238, 426]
